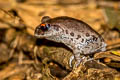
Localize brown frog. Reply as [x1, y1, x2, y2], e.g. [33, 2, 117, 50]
[34, 16, 107, 67]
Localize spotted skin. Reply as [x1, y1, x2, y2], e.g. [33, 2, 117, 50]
[34, 16, 107, 67]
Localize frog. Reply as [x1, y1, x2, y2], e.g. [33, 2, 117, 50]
[34, 16, 107, 67]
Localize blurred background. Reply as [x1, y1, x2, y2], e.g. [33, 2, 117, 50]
[0, 0, 120, 80]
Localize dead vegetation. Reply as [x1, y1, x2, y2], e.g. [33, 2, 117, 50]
[0, 0, 120, 80]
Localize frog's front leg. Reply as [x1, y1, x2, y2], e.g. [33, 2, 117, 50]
[74, 50, 83, 67]
[69, 50, 85, 67]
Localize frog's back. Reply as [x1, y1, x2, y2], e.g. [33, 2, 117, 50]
[46, 16, 103, 40]
[47, 16, 99, 35]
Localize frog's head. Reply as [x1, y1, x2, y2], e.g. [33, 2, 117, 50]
[34, 16, 63, 38]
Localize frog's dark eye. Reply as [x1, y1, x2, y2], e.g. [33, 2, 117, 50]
[40, 23, 50, 31]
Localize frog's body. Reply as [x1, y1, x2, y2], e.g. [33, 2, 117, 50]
[34, 16, 107, 67]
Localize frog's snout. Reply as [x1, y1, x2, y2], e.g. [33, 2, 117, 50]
[34, 26, 44, 37]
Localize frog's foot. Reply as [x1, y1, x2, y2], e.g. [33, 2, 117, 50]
[75, 57, 95, 68]
[82, 57, 94, 64]
[69, 55, 74, 67]
[69, 55, 85, 68]
[75, 56, 86, 67]
[69, 55, 93, 67]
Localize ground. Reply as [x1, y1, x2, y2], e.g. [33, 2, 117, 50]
[0, 0, 120, 80]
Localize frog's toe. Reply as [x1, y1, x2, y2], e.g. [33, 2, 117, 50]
[69, 55, 74, 67]
[83, 57, 94, 64]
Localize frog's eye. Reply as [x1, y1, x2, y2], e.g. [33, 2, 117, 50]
[40, 23, 50, 31]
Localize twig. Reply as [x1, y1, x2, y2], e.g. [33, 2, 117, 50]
[0, 63, 28, 80]
[96, 1, 120, 9]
